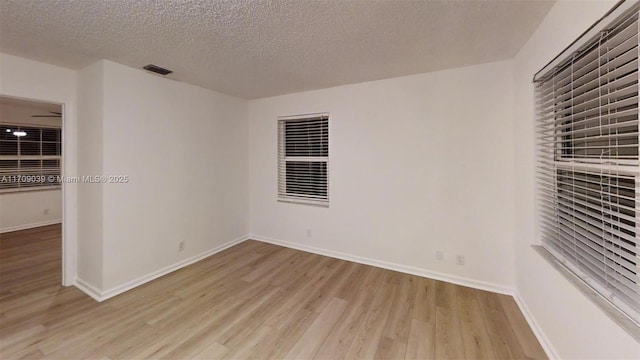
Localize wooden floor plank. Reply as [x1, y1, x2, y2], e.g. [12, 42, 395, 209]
[382, 274, 418, 342]
[477, 290, 528, 359]
[284, 297, 347, 359]
[406, 318, 435, 360]
[374, 335, 407, 360]
[194, 342, 229, 360]
[498, 294, 547, 360]
[314, 267, 383, 360]
[0, 225, 547, 359]
[345, 282, 398, 359]
[435, 281, 466, 359]
[456, 286, 496, 359]
[412, 276, 436, 323]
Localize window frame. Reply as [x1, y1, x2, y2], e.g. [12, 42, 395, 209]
[533, 0, 640, 329]
[0, 123, 62, 194]
[277, 113, 330, 207]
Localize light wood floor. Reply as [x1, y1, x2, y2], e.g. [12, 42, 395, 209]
[0, 224, 547, 359]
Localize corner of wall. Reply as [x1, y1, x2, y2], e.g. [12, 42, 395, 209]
[75, 60, 105, 290]
[512, 290, 560, 359]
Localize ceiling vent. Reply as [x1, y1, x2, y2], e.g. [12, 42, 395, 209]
[142, 64, 173, 76]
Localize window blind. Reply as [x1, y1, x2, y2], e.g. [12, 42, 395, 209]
[278, 113, 329, 206]
[0, 124, 62, 192]
[535, 0, 640, 324]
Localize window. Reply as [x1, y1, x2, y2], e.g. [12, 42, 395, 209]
[535, 1, 639, 324]
[278, 113, 329, 206]
[0, 124, 62, 192]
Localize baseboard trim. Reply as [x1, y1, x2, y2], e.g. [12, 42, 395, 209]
[74, 277, 103, 302]
[74, 234, 250, 302]
[513, 291, 558, 359]
[0, 219, 62, 234]
[249, 234, 514, 295]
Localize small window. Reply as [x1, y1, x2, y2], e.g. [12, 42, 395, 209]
[0, 124, 62, 192]
[278, 113, 329, 206]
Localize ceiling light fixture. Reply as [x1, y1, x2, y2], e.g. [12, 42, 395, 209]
[13, 131, 27, 137]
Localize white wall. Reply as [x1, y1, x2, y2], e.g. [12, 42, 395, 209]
[0, 53, 76, 104]
[76, 60, 105, 289]
[513, 1, 639, 358]
[0, 52, 77, 284]
[0, 101, 62, 127]
[0, 191, 62, 232]
[249, 60, 516, 291]
[77, 60, 249, 292]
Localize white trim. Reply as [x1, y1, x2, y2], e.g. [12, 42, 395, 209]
[0, 121, 62, 129]
[59, 100, 78, 286]
[0, 219, 61, 234]
[0, 94, 78, 287]
[533, 0, 638, 82]
[0, 186, 62, 195]
[513, 291, 559, 360]
[278, 112, 330, 121]
[249, 234, 514, 296]
[73, 234, 250, 302]
[74, 277, 103, 302]
[277, 197, 329, 207]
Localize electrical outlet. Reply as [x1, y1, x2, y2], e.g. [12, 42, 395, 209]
[178, 241, 185, 252]
[43, 208, 49, 215]
[456, 255, 465, 266]
[306, 229, 312, 237]
[435, 251, 443, 261]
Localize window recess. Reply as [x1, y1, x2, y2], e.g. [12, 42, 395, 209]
[534, 0, 640, 325]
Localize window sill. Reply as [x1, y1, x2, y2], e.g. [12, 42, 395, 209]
[0, 186, 62, 195]
[278, 197, 329, 208]
[532, 245, 640, 342]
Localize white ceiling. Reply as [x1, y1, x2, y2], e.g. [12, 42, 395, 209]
[0, 0, 554, 99]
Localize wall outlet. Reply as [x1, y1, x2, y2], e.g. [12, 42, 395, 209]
[178, 241, 185, 252]
[43, 208, 49, 215]
[456, 255, 465, 266]
[306, 229, 312, 237]
[435, 251, 443, 261]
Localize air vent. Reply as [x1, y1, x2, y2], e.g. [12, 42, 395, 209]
[142, 64, 173, 76]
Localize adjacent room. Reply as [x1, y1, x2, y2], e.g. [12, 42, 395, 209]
[0, 0, 638, 359]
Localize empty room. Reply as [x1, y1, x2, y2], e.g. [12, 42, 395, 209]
[0, 0, 638, 359]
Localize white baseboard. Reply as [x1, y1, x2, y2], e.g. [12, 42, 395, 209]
[0, 219, 62, 234]
[74, 277, 103, 302]
[513, 291, 558, 359]
[73, 234, 250, 302]
[250, 234, 514, 295]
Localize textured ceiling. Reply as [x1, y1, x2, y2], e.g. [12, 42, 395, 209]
[0, 0, 554, 99]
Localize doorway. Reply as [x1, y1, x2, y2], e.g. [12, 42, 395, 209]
[0, 96, 65, 287]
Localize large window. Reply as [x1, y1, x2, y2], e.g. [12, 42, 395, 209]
[535, 1, 639, 324]
[278, 113, 329, 206]
[0, 124, 62, 192]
